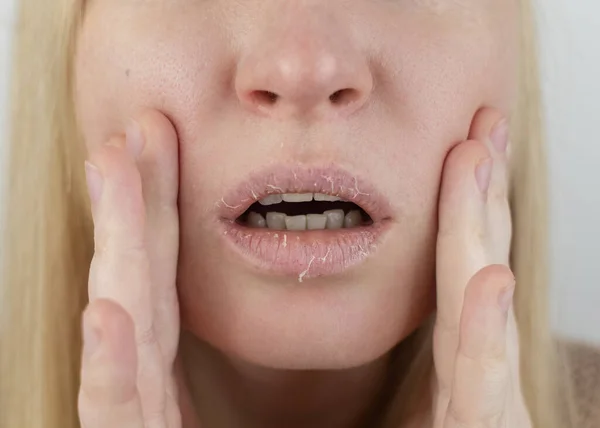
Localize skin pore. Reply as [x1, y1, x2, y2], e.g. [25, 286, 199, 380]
[75, 1, 519, 427]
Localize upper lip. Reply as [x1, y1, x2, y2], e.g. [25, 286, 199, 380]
[216, 163, 393, 223]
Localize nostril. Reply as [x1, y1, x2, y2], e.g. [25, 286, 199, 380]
[245, 88, 362, 113]
[252, 90, 279, 105]
[329, 88, 359, 105]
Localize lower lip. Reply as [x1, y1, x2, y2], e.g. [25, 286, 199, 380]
[218, 220, 391, 282]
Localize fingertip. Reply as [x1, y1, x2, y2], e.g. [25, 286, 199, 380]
[134, 109, 179, 150]
[133, 109, 179, 204]
[86, 134, 147, 247]
[83, 299, 138, 368]
[468, 107, 507, 143]
[475, 157, 493, 195]
[462, 265, 515, 326]
[81, 299, 139, 405]
[125, 119, 146, 160]
[442, 140, 491, 182]
[470, 264, 515, 291]
[82, 302, 103, 359]
[437, 140, 491, 238]
[86, 298, 136, 339]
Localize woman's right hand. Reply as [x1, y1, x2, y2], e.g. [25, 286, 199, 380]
[78, 110, 184, 427]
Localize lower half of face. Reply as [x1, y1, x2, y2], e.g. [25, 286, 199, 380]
[75, 0, 519, 369]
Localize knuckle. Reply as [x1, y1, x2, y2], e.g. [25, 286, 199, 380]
[136, 324, 158, 349]
[435, 377, 453, 403]
[460, 347, 508, 372]
[434, 314, 461, 347]
[79, 378, 133, 408]
[489, 185, 508, 206]
[437, 220, 466, 241]
[480, 358, 510, 388]
[144, 412, 168, 428]
[446, 402, 471, 428]
[94, 232, 148, 264]
[447, 404, 505, 428]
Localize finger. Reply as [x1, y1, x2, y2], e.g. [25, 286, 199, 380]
[468, 108, 511, 265]
[133, 110, 180, 365]
[86, 134, 151, 324]
[433, 138, 491, 417]
[433, 109, 511, 425]
[78, 299, 143, 428]
[444, 265, 514, 428]
[131, 111, 181, 422]
[468, 109, 515, 365]
[471, 109, 527, 423]
[468, 107, 508, 161]
[86, 135, 167, 424]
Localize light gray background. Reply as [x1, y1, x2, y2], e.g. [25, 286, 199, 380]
[0, 1, 598, 343]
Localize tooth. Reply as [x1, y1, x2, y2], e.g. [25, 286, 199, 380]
[266, 212, 286, 230]
[282, 193, 313, 203]
[247, 212, 266, 228]
[306, 214, 327, 230]
[344, 210, 362, 228]
[259, 194, 283, 206]
[285, 215, 307, 231]
[324, 209, 344, 229]
[314, 193, 341, 202]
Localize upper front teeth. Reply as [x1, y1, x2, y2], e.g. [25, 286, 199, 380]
[314, 193, 341, 202]
[282, 193, 313, 203]
[258, 194, 283, 205]
[249, 209, 362, 230]
[258, 192, 341, 205]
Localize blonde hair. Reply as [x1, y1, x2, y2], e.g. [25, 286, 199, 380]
[0, 0, 571, 427]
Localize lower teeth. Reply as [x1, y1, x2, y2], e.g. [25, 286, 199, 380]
[246, 209, 365, 230]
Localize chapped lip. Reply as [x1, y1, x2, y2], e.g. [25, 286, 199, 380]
[215, 164, 394, 223]
[213, 164, 394, 282]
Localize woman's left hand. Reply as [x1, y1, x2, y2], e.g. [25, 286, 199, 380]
[431, 108, 533, 427]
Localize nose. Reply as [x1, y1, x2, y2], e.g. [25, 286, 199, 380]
[234, 10, 374, 121]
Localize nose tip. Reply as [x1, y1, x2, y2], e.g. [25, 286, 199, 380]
[235, 41, 373, 120]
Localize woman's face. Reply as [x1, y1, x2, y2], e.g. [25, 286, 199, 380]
[75, 0, 519, 369]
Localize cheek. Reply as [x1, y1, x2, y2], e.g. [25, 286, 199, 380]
[74, 5, 225, 149]
[374, 16, 518, 198]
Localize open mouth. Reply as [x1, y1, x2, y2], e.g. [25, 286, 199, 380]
[236, 192, 374, 230]
[216, 165, 392, 281]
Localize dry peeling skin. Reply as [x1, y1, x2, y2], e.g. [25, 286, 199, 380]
[222, 221, 383, 282]
[216, 176, 368, 211]
[214, 166, 385, 222]
[214, 164, 391, 282]
[298, 255, 317, 283]
[295, 243, 372, 283]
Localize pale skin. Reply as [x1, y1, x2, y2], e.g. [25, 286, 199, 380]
[74, 1, 532, 426]
[78, 108, 532, 428]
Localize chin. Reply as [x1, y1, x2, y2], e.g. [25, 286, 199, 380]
[177, 223, 436, 370]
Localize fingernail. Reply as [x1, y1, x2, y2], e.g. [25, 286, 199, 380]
[125, 119, 146, 160]
[498, 283, 515, 313]
[84, 161, 103, 206]
[83, 320, 102, 359]
[490, 118, 509, 154]
[475, 158, 493, 195]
